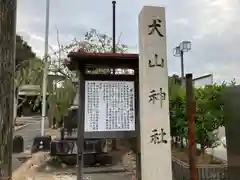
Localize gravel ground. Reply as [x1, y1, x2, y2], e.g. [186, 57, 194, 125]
[32, 163, 132, 180]
[35, 171, 132, 180]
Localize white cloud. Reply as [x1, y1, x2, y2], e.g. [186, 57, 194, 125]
[191, 0, 239, 39]
[173, 18, 189, 26]
[16, 0, 240, 83]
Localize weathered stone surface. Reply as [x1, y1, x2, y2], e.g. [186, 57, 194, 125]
[138, 5, 172, 180]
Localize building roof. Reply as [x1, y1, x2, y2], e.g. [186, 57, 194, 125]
[66, 51, 139, 71]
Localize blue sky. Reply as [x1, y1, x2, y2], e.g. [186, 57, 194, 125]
[16, 0, 240, 83]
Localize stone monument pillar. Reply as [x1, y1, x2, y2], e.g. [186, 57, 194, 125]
[138, 6, 172, 180]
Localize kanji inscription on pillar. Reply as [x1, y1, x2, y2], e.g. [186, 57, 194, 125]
[139, 6, 172, 180]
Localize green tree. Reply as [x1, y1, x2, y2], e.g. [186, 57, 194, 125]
[169, 85, 187, 147]
[15, 57, 43, 113]
[169, 74, 182, 87]
[169, 74, 186, 148]
[195, 81, 235, 155]
[14, 35, 39, 117]
[15, 57, 43, 87]
[16, 35, 36, 70]
[169, 79, 236, 156]
[47, 78, 76, 126]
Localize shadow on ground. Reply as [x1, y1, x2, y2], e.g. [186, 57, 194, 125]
[37, 157, 132, 180]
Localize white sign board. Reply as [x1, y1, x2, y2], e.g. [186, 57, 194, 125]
[84, 81, 135, 132]
[139, 6, 172, 180]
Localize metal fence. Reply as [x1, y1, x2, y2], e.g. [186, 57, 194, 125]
[172, 157, 228, 180]
[174, 178, 228, 180]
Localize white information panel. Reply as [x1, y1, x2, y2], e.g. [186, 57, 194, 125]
[84, 81, 135, 132]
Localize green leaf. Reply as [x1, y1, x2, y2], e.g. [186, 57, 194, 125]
[169, 78, 235, 151]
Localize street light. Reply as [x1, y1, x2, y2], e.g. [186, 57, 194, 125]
[173, 41, 191, 86]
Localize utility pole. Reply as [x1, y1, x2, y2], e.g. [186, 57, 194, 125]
[0, 0, 17, 179]
[41, 0, 50, 136]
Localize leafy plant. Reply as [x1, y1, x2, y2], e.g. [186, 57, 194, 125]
[169, 80, 236, 156]
[47, 78, 76, 127]
[194, 82, 235, 154]
[169, 85, 187, 145]
[15, 58, 43, 88]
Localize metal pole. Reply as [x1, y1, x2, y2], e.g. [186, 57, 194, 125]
[111, 0, 117, 147]
[180, 50, 184, 86]
[112, 1, 116, 53]
[41, 0, 50, 136]
[112, 1, 116, 75]
[186, 74, 197, 180]
[0, 0, 17, 179]
[77, 70, 85, 180]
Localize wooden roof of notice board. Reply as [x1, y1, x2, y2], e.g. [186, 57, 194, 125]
[66, 51, 139, 71]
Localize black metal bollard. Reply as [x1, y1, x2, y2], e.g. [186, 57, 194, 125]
[31, 135, 51, 153]
[13, 135, 24, 153]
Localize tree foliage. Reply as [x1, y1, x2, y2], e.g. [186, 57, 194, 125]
[14, 57, 43, 113]
[15, 57, 43, 88]
[62, 28, 128, 54]
[16, 35, 36, 69]
[169, 79, 236, 154]
[195, 80, 235, 152]
[14, 35, 40, 114]
[169, 85, 187, 141]
[47, 79, 76, 123]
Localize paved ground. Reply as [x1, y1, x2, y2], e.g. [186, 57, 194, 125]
[35, 172, 132, 180]
[12, 116, 49, 171]
[36, 172, 132, 180]
[35, 165, 132, 180]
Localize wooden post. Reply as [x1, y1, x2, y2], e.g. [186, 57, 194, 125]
[77, 69, 85, 180]
[0, 0, 17, 179]
[186, 74, 197, 180]
[138, 6, 172, 180]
